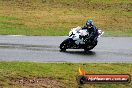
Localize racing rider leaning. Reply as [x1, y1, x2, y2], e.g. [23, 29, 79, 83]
[82, 20, 99, 42]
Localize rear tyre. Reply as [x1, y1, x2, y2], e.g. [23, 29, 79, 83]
[84, 40, 98, 51]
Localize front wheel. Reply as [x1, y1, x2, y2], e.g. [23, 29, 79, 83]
[59, 39, 69, 52]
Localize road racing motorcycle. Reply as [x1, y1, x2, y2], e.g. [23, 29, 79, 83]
[60, 26, 104, 52]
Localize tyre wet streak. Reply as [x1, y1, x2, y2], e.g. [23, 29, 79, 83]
[0, 35, 132, 62]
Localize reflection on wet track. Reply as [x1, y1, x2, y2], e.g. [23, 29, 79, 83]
[0, 43, 58, 51]
[0, 35, 132, 62]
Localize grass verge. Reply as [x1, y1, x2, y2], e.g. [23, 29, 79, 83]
[0, 0, 131, 36]
[0, 62, 132, 88]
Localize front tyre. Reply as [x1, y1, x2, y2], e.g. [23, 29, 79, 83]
[59, 39, 69, 52]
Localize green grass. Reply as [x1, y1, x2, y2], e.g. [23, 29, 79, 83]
[0, 62, 132, 88]
[0, 0, 131, 36]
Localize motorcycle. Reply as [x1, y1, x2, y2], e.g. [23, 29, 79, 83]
[60, 26, 104, 52]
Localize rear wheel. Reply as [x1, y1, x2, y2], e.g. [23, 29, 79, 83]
[84, 40, 97, 51]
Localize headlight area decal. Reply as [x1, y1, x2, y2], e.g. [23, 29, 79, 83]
[77, 67, 131, 85]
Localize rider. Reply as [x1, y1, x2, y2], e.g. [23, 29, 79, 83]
[81, 20, 98, 42]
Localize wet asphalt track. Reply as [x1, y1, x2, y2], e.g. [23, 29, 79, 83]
[0, 35, 132, 63]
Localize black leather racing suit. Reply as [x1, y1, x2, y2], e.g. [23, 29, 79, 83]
[82, 25, 98, 41]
